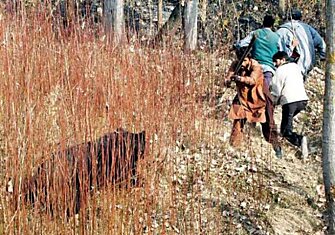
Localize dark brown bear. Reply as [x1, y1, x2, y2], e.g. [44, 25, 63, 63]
[11, 128, 146, 216]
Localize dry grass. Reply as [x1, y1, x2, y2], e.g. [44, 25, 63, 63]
[0, 5, 236, 234]
[0, 2, 325, 235]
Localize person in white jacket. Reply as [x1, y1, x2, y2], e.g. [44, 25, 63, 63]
[276, 9, 326, 80]
[271, 51, 309, 157]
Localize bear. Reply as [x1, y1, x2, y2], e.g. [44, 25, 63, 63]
[10, 128, 146, 216]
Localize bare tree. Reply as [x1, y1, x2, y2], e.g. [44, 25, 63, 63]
[104, 0, 124, 43]
[113, 0, 124, 43]
[104, 0, 113, 34]
[199, 0, 207, 23]
[152, 2, 183, 45]
[158, 0, 163, 28]
[322, 0, 335, 233]
[278, 0, 286, 17]
[184, 0, 198, 51]
[148, 0, 153, 36]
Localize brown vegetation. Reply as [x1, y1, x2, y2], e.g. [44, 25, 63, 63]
[0, 5, 226, 233]
[0, 1, 327, 234]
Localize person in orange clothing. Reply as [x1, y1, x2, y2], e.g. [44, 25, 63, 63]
[225, 49, 282, 157]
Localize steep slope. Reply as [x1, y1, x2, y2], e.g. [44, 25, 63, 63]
[160, 67, 326, 234]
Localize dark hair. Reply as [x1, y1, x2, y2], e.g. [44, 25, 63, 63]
[272, 51, 290, 61]
[291, 9, 302, 20]
[235, 47, 252, 60]
[263, 15, 275, 27]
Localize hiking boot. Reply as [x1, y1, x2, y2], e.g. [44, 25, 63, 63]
[274, 146, 283, 159]
[301, 136, 309, 158]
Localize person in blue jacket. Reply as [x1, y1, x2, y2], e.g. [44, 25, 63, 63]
[276, 9, 326, 80]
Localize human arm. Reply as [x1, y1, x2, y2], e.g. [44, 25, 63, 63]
[225, 60, 262, 86]
[224, 62, 238, 87]
[277, 27, 296, 57]
[234, 31, 256, 48]
[225, 67, 257, 87]
[269, 71, 284, 105]
[225, 71, 234, 87]
[309, 25, 326, 60]
[232, 61, 263, 86]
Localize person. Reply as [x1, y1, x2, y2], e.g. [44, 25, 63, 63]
[235, 14, 279, 87]
[276, 9, 326, 79]
[270, 51, 309, 157]
[234, 15, 281, 156]
[225, 48, 282, 157]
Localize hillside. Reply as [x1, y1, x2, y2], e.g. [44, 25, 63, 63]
[0, 1, 329, 234]
[152, 65, 326, 235]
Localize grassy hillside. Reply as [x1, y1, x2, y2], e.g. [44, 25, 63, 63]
[0, 2, 327, 234]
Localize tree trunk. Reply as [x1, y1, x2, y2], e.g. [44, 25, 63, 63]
[322, 0, 335, 233]
[113, 0, 124, 43]
[104, 0, 113, 35]
[152, 2, 183, 45]
[199, 0, 207, 23]
[278, 0, 286, 17]
[184, 0, 198, 51]
[158, 0, 163, 28]
[104, 0, 124, 43]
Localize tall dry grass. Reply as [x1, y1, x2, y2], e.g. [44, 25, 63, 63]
[0, 3, 272, 235]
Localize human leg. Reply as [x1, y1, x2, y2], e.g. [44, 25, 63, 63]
[230, 119, 246, 147]
[261, 95, 280, 145]
[294, 100, 308, 156]
[261, 94, 282, 158]
[263, 71, 273, 89]
[281, 101, 307, 147]
[293, 100, 307, 117]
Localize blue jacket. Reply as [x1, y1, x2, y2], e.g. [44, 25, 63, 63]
[276, 20, 326, 76]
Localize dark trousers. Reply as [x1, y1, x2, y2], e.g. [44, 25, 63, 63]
[281, 100, 307, 147]
[263, 71, 272, 89]
[262, 71, 280, 148]
[261, 94, 280, 148]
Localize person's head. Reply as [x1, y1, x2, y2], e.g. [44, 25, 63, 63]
[272, 51, 290, 67]
[235, 47, 252, 68]
[263, 15, 275, 28]
[291, 9, 302, 20]
[241, 56, 253, 69]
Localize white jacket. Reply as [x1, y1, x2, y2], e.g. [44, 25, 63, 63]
[270, 62, 308, 105]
